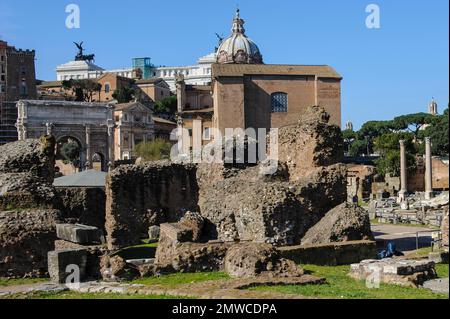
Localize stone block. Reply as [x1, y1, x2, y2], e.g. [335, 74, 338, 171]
[349, 258, 437, 287]
[148, 226, 160, 242]
[159, 223, 193, 243]
[279, 240, 378, 266]
[429, 251, 449, 264]
[48, 249, 87, 284]
[54, 240, 109, 280]
[56, 224, 103, 245]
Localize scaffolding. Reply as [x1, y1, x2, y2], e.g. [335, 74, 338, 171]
[0, 101, 18, 145]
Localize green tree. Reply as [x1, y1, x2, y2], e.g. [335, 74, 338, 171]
[373, 133, 417, 176]
[112, 86, 135, 103]
[60, 141, 81, 165]
[391, 113, 435, 139]
[153, 96, 177, 116]
[419, 108, 449, 156]
[62, 79, 101, 102]
[135, 139, 172, 161]
[349, 139, 369, 157]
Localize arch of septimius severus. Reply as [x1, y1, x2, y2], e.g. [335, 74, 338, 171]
[16, 100, 115, 171]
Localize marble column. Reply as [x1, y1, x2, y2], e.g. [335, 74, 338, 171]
[107, 124, 115, 171]
[398, 140, 408, 202]
[425, 137, 433, 200]
[45, 122, 53, 136]
[85, 125, 92, 170]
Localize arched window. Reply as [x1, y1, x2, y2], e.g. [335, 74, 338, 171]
[271, 92, 288, 113]
[104, 83, 110, 93]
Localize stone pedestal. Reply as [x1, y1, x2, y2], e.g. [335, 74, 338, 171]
[48, 249, 87, 284]
[148, 225, 160, 242]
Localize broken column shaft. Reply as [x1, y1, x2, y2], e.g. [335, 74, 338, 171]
[425, 137, 433, 200]
[398, 140, 408, 202]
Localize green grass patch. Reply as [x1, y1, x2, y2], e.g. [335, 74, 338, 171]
[131, 272, 230, 288]
[436, 264, 449, 278]
[0, 277, 48, 287]
[2, 291, 191, 299]
[370, 219, 440, 230]
[249, 264, 449, 299]
[140, 239, 159, 247]
[406, 247, 448, 259]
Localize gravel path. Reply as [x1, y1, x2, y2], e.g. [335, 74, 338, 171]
[0, 275, 324, 299]
[423, 278, 449, 294]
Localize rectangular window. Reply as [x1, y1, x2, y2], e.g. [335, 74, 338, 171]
[203, 127, 211, 140]
[0, 64, 5, 73]
[20, 83, 27, 95]
[0, 85, 5, 93]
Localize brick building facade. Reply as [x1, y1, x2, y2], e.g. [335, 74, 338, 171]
[176, 10, 342, 150]
[0, 40, 37, 145]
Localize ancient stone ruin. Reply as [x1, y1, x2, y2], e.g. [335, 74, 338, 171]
[105, 106, 360, 251]
[0, 137, 105, 278]
[0, 105, 375, 282]
[349, 259, 437, 287]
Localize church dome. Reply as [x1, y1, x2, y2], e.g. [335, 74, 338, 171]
[216, 9, 263, 64]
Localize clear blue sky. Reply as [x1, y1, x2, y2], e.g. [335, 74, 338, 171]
[0, 0, 448, 129]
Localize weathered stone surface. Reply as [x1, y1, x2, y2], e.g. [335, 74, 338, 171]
[137, 262, 156, 277]
[155, 241, 231, 274]
[0, 137, 58, 210]
[155, 223, 231, 273]
[349, 258, 437, 287]
[159, 223, 194, 243]
[0, 136, 55, 182]
[105, 162, 199, 249]
[56, 187, 106, 230]
[104, 105, 347, 249]
[148, 225, 160, 242]
[100, 255, 140, 281]
[179, 211, 204, 242]
[0, 209, 62, 278]
[301, 203, 373, 245]
[278, 105, 344, 181]
[428, 251, 449, 264]
[279, 240, 378, 266]
[199, 164, 347, 245]
[125, 258, 156, 277]
[56, 224, 104, 245]
[48, 249, 87, 284]
[224, 243, 303, 279]
[54, 240, 109, 280]
[442, 206, 449, 249]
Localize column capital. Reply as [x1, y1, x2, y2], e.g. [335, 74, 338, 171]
[399, 139, 406, 146]
[425, 137, 431, 144]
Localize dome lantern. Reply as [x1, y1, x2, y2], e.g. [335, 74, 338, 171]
[216, 9, 263, 64]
